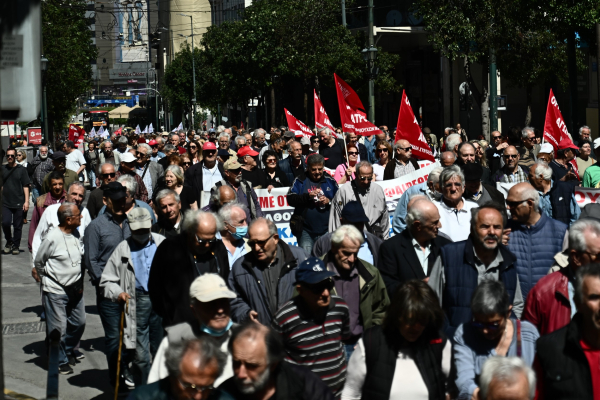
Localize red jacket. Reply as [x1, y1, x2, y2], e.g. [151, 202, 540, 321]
[523, 268, 572, 336]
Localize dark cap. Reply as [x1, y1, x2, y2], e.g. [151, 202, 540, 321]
[103, 181, 127, 200]
[423, 127, 432, 134]
[462, 162, 483, 182]
[50, 151, 66, 160]
[283, 131, 295, 139]
[341, 201, 369, 223]
[295, 257, 336, 285]
[217, 149, 231, 159]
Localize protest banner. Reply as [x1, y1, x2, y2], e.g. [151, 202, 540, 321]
[543, 89, 569, 152]
[574, 187, 600, 208]
[27, 127, 42, 145]
[395, 90, 435, 162]
[284, 108, 313, 138]
[314, 90, 337, 137]
[334, 73, 383, 136]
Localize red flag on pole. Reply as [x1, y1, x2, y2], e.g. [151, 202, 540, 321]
[284, 108, 313, 138]
[314, 90, 337, 137]
[395, 90, 435, 162]
[334, 74, 382, 136]
[114, 127, 122, 136]
[543, 89, 569, 152]
[68, 124, 84, 144]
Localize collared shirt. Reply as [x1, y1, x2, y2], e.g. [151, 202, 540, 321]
[130, 236, 158, 291]
[434, 198, 479, 242]
[495, 165, 529, 183]
[411, 236, 431, 275]
[328, 262, 362, 338]
[393, 159, 416, 178]
[216, 231, 249, 269]
[357, 235, 374, 266]
[202, 163, 223, 191]
[536, 180, 581, 226]
[136, 163, 154, 199]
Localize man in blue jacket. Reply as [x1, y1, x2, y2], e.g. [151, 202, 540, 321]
[505, 182, 568, 301]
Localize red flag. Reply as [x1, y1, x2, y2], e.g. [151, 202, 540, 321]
[334, 74, 382, 136]
[114, 127, 122, 136]
[240, 121, 245, 129]
[284, 108, 313, 138]
[68, 124, 84, 144]
[314, 90, 337, 137]
[395, 90, 435, 162]
[543, 89, 569, 152]
[334, 73, 365, 111]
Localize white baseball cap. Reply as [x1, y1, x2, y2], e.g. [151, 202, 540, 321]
[189, 274, 237, 302]
[539, 143, 554, 154]
[120, 152, 136, 163]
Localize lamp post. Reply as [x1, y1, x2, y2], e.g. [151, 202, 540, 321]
[361, 46, 378, 123]
[180, 13, 195, 130]
[41, 55, 49, 143]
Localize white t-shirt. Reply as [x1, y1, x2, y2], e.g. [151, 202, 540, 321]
[66, 149, 86, 172]
[373, 162, 386, 181]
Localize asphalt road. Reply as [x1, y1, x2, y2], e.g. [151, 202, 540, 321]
[2, 198, 119, 400]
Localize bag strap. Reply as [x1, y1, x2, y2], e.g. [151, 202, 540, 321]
[516, 319, 522, 358]
[141, 162, 150, 180]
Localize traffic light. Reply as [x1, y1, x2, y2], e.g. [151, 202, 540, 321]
[150, 32, 160, 49]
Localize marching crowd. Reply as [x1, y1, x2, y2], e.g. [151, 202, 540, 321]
[2, 122, 600, 400]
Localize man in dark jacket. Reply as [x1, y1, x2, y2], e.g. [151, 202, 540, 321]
[505, 182, 567, 301]
[86, 163, 117, 219]
[228, 218, 309, 325]
[185, 141, 225, 207]
[152, 189, 184, 240]
[278, 141, 306, 184]
[128, 337, 234, 400]
[312, 201, 382, 267]
[149, 210, 229, 328]
[428, 203, 524, 336]
[462, 162, 506, 206]
[456, 142, 493, 185]
[219, 323, 335, 400]
[486, 130, 508, 175]
[383, 139, 420, 180]
[379, 198, 451, 297]
[84, 140, 100, 189]
[534, 264, 600, 400]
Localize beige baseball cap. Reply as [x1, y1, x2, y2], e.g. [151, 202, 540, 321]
[189, 274, 237, 302]
[127, 208, 152, 230]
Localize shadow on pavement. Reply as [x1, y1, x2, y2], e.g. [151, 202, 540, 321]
[23, 340, 48, 371]
[21, 305, 44, 319]
[67, 369, 113, 397]
[79, 336, 105, 354]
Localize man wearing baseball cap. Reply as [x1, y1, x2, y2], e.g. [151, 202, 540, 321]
[116, 151, 149, 203]
[184, 140, 225, 209]
[582, 137, 600, 187]
[211, 157, 263, 223]
[100, 207, 166, 386]
[238, 146, 266, 188]
[147, 273, 236, 386]
[272, 256, 351, 397]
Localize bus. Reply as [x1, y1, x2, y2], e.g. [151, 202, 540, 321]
[83, 110, 109, 133]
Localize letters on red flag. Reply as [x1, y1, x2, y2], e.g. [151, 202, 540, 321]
[543, 89, 569, 152]
[334, 74, 383, 137]
[334, 73, 365, 111]
[68, 124, 84, 144]
[314, 90, 337, 137]
[395, 90, 435, 162]
[284, 108, 313, 138]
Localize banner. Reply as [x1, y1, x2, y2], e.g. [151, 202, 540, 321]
[395, 90, 435, 162]
[334, 73, 383, 137]
[314, 90, 337, 137]
[135, 125, 141, 135]
[89, 127, 96, 138]
[142, 125, 148, 134]
[68, 124, 84, 144]
[574, 187, 600, 208]
[172, 122, 183, 132]
[27, 127, 42, 145]
[148, 123, 154, 134]
[543, 89, 569, 152]
[284, 108, 313, 138]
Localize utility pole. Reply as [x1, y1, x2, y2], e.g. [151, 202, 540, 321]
[341, 0, 346, 27]
[567, 31, 578, 136]
[597, 23, 600, 129]
[489, 48, 498, 132]
[181, 14, 195, 130]
[366, 0, 376, 123]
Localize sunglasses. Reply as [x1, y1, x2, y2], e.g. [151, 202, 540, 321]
[189, 146, 197, 149]
[248, 234, 274, 248]
[397, 147, 412, 151]
[183, 162, 192, 166]
[376, 149, 387, 153]
[266, 159, 277, 163]
[102, 172, 116, 178]
[492, 136, 502, 140]
[136, 153, 147, 158]
[195, 234, 216, 245]
[305, 280, 334, 294]
[6, 155, 15, 158]
[471, 320, 502, 331]
[503, 154, 518, 159]
[347, 151, 358, 155]
[506, 199, 528, 209]
[359, 176, 373, 182]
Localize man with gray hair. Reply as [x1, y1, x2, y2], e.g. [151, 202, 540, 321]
[35, 202, 86, 375]
[318, 127, 345, 170]
[478, 356, 536, 400]
[30, 144, 54, 204]
[169, 132, 185, 155]
[218, 132, 237, 159]
[534, 263, 600, 399]
[523, 218, 600, 335]
[392, 166, 444, 234]
[135, 142, 164, 200]
[128, 337, 233, 400]
[252, 128, 267, 151]
[150, 210, 229, 328]
[115, 135, 129, 165]
[380, 198, 451, 295]
[528, 160, 581, 225]
[329, 160, 389, 239]
[218, 202, 250, 268]
[433, 165, 478, 242]
[505, 182, 568, 301]
[97, 174, 156, 224]
[383, 139, 420, 180]
[445, 132, 462, 155]
[520, 126, 540, 168]
[152, 189, 184, 240]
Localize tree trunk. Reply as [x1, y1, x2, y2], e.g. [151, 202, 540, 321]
[303, 91, 308, 124]
[270, 86, 276, 128]
[463, 57, 490, 141]
[524, 85, 532, 127]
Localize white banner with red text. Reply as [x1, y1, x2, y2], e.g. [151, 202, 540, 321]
[497, 182, 600, 209]
[254, 162, 441, 243]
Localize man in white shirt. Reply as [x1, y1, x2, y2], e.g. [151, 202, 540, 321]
[65, 140, 86, 179]
[217, 202, 250, 269]
[433, 165, 478, 242]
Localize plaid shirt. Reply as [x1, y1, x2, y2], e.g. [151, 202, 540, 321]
[115, 170, 149, 203]
[494, 165, 529, 183]
[32, 157, 55, 189]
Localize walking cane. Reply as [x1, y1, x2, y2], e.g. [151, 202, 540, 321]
[114, 298, 129, 400]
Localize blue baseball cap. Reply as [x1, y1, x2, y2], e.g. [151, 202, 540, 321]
[295, 257, 336, 285]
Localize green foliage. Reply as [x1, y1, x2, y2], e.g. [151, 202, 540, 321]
[43, 0, 97, 133]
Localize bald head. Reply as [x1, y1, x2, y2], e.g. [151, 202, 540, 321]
[395, 139, 412, 162]
[407, 199, 441, 241]
[506, 182, 540, 224]
[218, 185, 237, 206]
[441, 151, 456, 167]
[407, 194, 429, 211]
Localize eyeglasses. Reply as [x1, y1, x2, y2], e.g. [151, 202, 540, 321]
[311, 139, 320, 143]
[347, 151, 358, 155]
[189, 146, 197, 149]
[248, 234, 274, 248]
[503, 154, 518, 159]
[177, 377, 214, 394]
[305, 280, 334, 294]
[6, 154, 15, 158]
[195, 234, 216, 245]
[471, 320, 502, 331]
[506, 199, 528, 209]
[376, 149, 387, 153]
[101, 173, 116, 178]
[359, 176, 373, 182]
[492, 136, 502, 141]
[136, 153, 147, 158]
[266, 159, 277, 163]
[397, 147, 412, 151]
[183, 162, 192, 166]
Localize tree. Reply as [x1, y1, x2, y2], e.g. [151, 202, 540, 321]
[43, 0, 97, 140]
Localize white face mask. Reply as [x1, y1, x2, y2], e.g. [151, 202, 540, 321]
[132, 233, 150, 245]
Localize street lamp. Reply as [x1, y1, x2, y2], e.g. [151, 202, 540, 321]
[180, 13, 196, 130]
[361, 46, 378, 123]
[41, 55, 49, 143]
